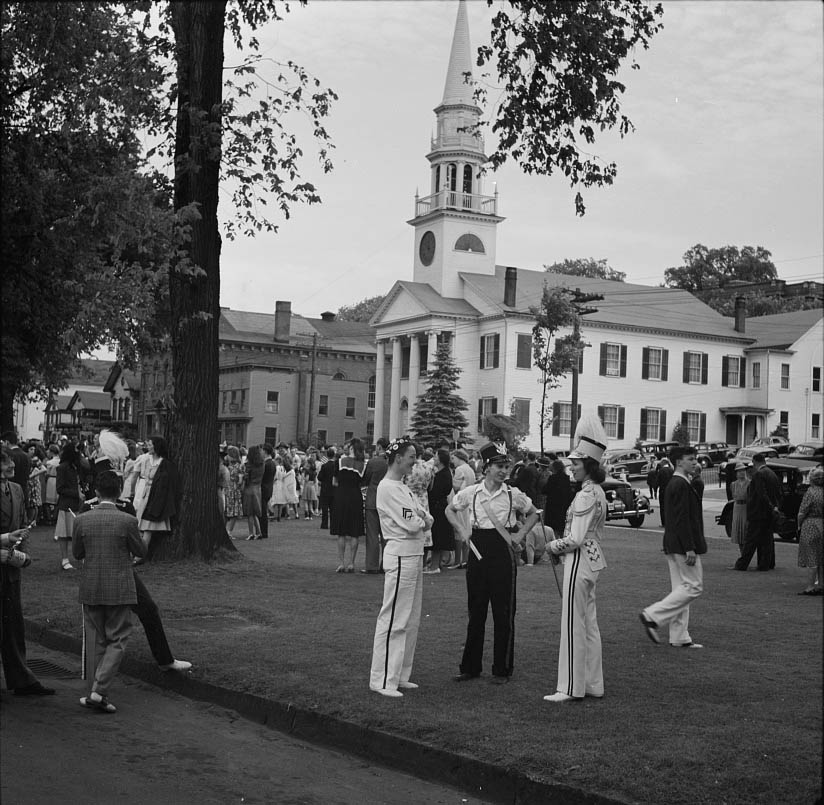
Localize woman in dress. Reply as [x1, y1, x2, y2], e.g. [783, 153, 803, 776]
[27, 452, 47, 525]
[224, 445, 244, 537]
[217, 451, 230, 523]
[331, 438, 366, 572]
[122, 440, 139, 502]
[281, 456, 300, 521]
[242, 445, 264, 540]
[54, 442, 86, 570]
[729, 463, 750, 556]
[270, 455, 287, 521]
[300, 457, 319, 519]
[136, 435, 181, 561]
[797, 465, 824, 595]
[424, 449, 453, 574]
[44, 443, 61, 524]
[132, 443, 152, 520]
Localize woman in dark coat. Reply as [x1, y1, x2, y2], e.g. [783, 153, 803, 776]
[543, 460, 574, 540]
[137, 436, 181, 562]
[425, 449, 454, 574]
[331, 438, 366, 572]
[53, 442, 87, 570]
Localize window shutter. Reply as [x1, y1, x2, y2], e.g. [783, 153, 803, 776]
[552, 402, 560, 436]
[739, 358, 746, 388]
[721, 356, 729, 387]
[699, 413, 707, 442]
[479, 337, 485, 369]
[577, 404, 582, 420]
[661, 349, 669, 381]
[682, 352, 689, 383]
[493, 334, 500, 369]
[597, 405, 605, 424]
[617, 406, 625, 440]
[659, 410, 667, 442]
[640, 408, 648, 438]
[599, 343, 607, 376]
[477, 399, 483, 432]
[701, 353, 708, 385]
[642, 347, 650, 380]
[491, 397, 498, 414]
[578, 350, 584, 374]
[681, 411, 688, 428]
[620, 345, 627, 377]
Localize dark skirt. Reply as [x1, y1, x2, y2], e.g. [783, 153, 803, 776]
[243, 484, 262, 518]
[429, 500, 453, 551]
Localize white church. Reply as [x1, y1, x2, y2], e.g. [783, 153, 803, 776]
[368, 0, 823, 451]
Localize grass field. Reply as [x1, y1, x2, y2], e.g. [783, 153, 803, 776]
[19, 518, 822, 804]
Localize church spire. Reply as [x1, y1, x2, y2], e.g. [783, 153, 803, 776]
[441, 0, 475, 107]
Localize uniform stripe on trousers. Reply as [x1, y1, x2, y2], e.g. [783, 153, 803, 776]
[564, 549, 581, 696]
[504, 542, 517, 672]
[381, 556, 402, 689]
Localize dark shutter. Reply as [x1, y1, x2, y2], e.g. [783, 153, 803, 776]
[681, 411, 688, 428]
[682, 352, 689, 383]
[517, 334, 531, 368]
[617, 406, 625, 440]
[552, 402, 560, 436]
[701, 353, 708, 385]
[642, 347, 650, 380]
[493, 334, 500, 369]
[597, 405, 605, 424]
[739, 358, 746, 388]
[479, 337, 485, 369]
[640, 408, 648, 439]
[599, 343, 607, 376]
[491, 397, 498, 414]
[659, 410, 667, 442]
[477, 400, 483, 432]
[577, 404, 582, 420]
[578, 350, 584, 374]
[661, 349, 669, 381]
[699, 413, 707, 442]
[721, 356, 729, 387]
[619, 345, 627, 377]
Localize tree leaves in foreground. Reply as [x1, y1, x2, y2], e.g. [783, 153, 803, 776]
[476, 0, 664, 215]
[545, 257, 626, 282]
[336, 294, 386, 323]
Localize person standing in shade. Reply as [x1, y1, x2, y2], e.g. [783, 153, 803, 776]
[640, 446, 707, 649]
[735, 452, 782, 572]
[424, 449, 454, 574]
[360, 438, 389, 574]
[656, 457, 674, 526]
[317, 447, 337, 530]
[73, 471, 146, 713]
[728, 463, 751, 557]
[446, 443, 541, 684]
[331, 439, 366, 572]
[369, 438, 432, 698]
[543, 460, 574, 544]
[259, 444, 276, 539]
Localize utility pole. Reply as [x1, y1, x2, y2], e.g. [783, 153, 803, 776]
[306, 333, 318, 445]
[569, 287, 603, 450]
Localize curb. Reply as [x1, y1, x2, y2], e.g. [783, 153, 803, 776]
[26, 619, 628, 805]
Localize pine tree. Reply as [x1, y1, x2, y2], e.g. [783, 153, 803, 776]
[410, 339, 470, 447]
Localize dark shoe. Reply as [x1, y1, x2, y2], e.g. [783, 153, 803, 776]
[359, 569, 378, 574]
[670, 642, 704, 649]
[14, 683, 55, 696]
[453, 672, 480, 682]
[639, 612, 660, 644]
[80, 695, 116, 713]
[490, 675, 510, 685]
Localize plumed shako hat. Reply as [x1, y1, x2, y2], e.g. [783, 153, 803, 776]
[479, 441, 510, 468]
[568, 412, 608, 463]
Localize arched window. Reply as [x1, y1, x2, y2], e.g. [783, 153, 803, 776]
[454, 233, 485, 254]
[332, 371, 346, 381]
[446, 163, 457, 191]
[462, 164, 473, 194]
[367, 376, 376, 410]
[400, 398, 408, 411]
[434, 165, 441, 192]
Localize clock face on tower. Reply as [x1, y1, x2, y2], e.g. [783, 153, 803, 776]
[419, 231, 436, 266]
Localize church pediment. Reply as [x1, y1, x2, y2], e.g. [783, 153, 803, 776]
[371, 281, 480, 327]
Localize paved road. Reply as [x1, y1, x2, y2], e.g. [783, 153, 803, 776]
[1, 646, 490, 805]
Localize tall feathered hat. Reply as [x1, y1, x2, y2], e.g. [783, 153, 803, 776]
[98, 429, 129, 472]
[479, 441, 510, 468]
[568, 412, 608, 463]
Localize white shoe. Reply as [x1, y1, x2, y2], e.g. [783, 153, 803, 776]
[422, 568, 441, 575]
[61, 561, 75, 570]
[370, 686, 403, 698]
[543, 692, 581, 703]
[398, 681, 419, 690]
[160, 659, 192, 672]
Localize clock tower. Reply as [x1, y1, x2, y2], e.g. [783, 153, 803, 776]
[408, 0, 503, 298]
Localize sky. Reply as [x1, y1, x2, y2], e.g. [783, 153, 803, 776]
[215, 0, 823, 318]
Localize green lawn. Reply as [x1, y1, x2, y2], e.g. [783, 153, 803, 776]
[20, 520, 822, 804]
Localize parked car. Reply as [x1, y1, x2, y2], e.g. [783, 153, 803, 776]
[600, 476, 652, 528]
[718, 446, 780, 485]
[747, 436, 794, 455]
[638, 441, 680, 462]
[602, 448, 650, 479]
[786, 441, 824, 462]
[693, 441, 736, 468]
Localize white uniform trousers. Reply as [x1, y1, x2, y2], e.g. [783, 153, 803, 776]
[369, 554, 423, 693]
[643, 553, 703, 646]
[556, 548, 603, 698]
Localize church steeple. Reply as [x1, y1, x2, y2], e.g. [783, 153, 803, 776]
[408, 0, 503, 298]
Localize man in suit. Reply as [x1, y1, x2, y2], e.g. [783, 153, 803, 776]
[360, 438, 389, 573]
[640, 446, 707, 649]
[1, 450, 55, 696]
[735, 452, 782, 572]
[1, 431, 30, 492]
[73, 470, 146, 713]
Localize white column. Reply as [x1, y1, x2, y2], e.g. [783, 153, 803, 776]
[408, 333, 420, 423]
[427, 330, 439, 374]
[373, 340, 386, 441]
[740, 413, 746, 444]
[389, 337, 402, 439]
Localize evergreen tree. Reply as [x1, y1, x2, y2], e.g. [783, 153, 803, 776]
[410, 340, 470, 447]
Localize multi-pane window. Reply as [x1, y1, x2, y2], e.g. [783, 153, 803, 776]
[682, 411, 706, 442]
[604, 344, 621, 377]
[512, 399, 530, 434]
[366, 422, 374, 441]
[644, 347, 664, 380]
[683, 351, 707, 384]
[266, 390, 279, 413]
[318, 395, 329, 416]
[477, 397, 498, 431]
[779, 411, 789, 430]
[480, 334, 500, 369]
[812, 367, 821, 393]
[367, 376, 376, 410]
[558, 402, 572, 436]
[264, 427, 278, 445]
[345, 397, 356, 418]
[752, 362, 761, 389]
[344, 431, 354, 442]
[812, 413, 821, 439]
[598, 404, 625, 439]
[317, 429, 327, 445]
[640, 408, 666, 442]
[780, 363, 790, 389]
[722, 356, 743, 387]
[516, 334, 532, 369]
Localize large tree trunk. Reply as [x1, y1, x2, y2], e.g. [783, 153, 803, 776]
[163, 1, 234, 560]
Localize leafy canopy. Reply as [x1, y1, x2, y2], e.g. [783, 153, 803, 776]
[545, 257, 625, 282]
[336, 294, 386, 323]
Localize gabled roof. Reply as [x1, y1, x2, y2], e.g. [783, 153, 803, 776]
[371, 280, 479, 326]
[103, 362, 140, 393]
[47, 394, 73, 412]
[460, 266, 752, 341]
[67, 390, 111, 411]
[743, 308, 823, 350]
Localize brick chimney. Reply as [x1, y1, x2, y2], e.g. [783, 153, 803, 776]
[274, 300, 291, 342]
[734, 296, 746, 333]
[320, 311, 336, 322]
[504, 267, 517, 307]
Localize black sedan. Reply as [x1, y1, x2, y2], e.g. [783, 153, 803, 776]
[600, 477, 652, 528]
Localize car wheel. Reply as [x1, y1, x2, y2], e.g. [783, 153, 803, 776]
[627, 515, 645, 528]
[698, 457, 710, 469]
